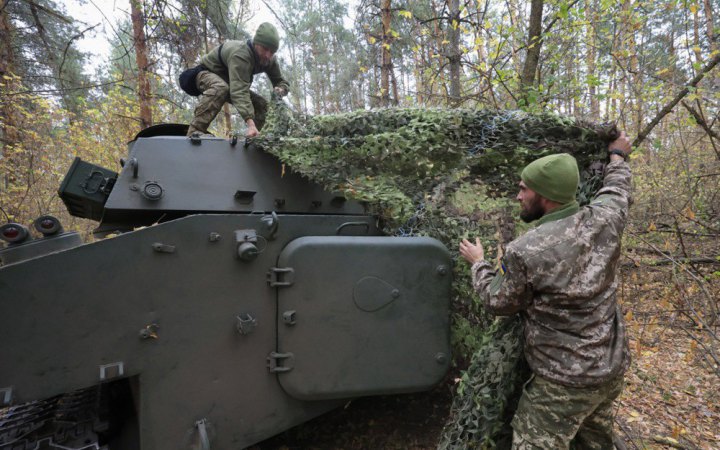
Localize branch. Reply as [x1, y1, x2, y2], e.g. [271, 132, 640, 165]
[633, 51, 720, 147]
[623, 256, 720, 267]
[258, 0, 289, 31]
[681, 100, 720, 160]
[681, 101, 720, 139]
[18, 0, 71, 23]
[2, 79, 126, 96]
[59, 24, 99, 81]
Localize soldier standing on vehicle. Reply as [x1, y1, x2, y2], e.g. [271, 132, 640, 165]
[180, 22, 290, 137]
[459, 132, 634, 449]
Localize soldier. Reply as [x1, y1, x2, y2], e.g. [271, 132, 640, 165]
[181, 22, 290, 137]
[459, 132, 634, 449]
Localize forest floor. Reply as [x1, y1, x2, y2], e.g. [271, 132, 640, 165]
[253, 253, 720, 450]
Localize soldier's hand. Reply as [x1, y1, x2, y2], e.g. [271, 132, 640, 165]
[459, 238, 485, 264]
[273, 86, 287, 97]
[245, 119, 259, 138]
[608, 131, 632, 159]
[246, 124, 259, 138]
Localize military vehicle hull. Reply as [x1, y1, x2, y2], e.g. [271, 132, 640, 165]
[0, 129, 452, 449]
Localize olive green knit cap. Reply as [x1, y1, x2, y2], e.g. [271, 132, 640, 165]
[254, 22, 280, 53]
[520, 153, 579, 204]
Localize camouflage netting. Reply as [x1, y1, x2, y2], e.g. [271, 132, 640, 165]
[256, 98, 617, 449]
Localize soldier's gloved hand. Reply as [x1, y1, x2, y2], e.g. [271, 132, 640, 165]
[273, 86, 288, 97]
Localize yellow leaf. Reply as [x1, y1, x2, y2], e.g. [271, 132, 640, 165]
[647, 222, 656, 231]
[689, 4, 698, 13]
[368, 36, 376, 44]
[398, 10, 412, 19]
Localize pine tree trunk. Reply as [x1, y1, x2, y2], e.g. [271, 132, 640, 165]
[0, 5, 19, 194]
[520, 0, 544, 105]
[703, 0, 716, 52]
[507, 0, 524, 77]
[380, 0, 392, 107]
[586, 0, 599, 117]
[448, 0, 461, 106]
[131, 0, 153, 129]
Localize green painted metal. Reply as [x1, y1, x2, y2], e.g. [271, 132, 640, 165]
[276, 236, 451, 400]
[0, 134, 452, 449]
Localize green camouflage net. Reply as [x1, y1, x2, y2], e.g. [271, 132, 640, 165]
[438, 315, 531, 450]
[257, 98, 616, 449]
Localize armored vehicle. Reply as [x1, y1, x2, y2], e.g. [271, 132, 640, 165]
[0, 125, 452, 449]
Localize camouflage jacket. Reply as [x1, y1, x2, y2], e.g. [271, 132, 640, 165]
[200, 40, 290, 121]
[471, 160, 632, 387]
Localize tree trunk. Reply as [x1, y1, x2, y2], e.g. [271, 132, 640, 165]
[380, 0, 392, 107]
[507, 0, 524, 77]
[447, 0, 461, 106]
[415, 38, 425, 104]
[703, 0, 716, 53]
[520, 0, 544, 105]
[586, 0, 599, 117]
[131, 0, 153, 129]
[0, 4, 20, 194]
[620, 0, 641, 133]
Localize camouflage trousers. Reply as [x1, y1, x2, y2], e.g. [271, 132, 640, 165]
[187, 70, 268, 136]
[511, 373, 625, 450]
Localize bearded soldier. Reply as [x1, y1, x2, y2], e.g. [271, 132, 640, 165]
[180, 22, 290, 137]
[459, 132, 633, 449]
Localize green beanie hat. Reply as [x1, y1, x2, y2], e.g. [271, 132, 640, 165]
[520, 153, 579, 204]
[254, 22, 280, 53]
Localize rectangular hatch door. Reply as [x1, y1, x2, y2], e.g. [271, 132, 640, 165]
[274, 236, 451, 401]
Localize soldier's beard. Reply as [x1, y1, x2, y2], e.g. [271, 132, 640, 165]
[520, 197, 545, 223]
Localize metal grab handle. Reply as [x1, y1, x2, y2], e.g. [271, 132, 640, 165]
[81, 170, 105, 194]
[130, 157, 138, 178]
[335, 222, 370, 235]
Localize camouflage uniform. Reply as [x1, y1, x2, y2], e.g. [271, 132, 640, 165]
[471, 159, 633, 449]
[188, 40, 290, 135]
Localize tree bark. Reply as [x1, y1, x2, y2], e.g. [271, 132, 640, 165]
[703, 0, 716, 53]
[447, 0, 461, 106]
[620, 0, 642, 133]
[0, 3, 19, 193]
[520, 0, 544, 105]
[586, 0, 599, 117]
[131, 0, 153, 129]
[380, 0, 392, 107]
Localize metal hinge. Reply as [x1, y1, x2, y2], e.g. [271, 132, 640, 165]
[267, 267, 294, 287]
[267, 352, 294, 373]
